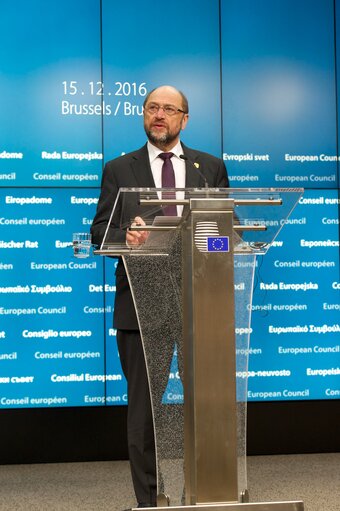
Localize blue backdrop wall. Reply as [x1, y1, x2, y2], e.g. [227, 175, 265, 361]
[0, 0, 339, 411]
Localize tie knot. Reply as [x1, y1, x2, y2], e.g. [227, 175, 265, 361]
[159, 152, 174, 161]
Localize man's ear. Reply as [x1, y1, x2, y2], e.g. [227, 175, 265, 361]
[181, 114, 189, 131]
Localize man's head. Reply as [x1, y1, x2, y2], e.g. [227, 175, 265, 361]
[143, 85, 189, 151]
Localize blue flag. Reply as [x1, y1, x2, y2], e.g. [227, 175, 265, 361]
[207, 236, 229, 252]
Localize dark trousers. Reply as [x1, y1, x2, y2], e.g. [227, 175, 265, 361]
[117, 329, 157, 506]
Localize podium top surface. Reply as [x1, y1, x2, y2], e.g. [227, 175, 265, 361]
[95, 187, 303, 256]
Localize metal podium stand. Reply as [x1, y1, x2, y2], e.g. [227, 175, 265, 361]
[95, 187, 304, 511]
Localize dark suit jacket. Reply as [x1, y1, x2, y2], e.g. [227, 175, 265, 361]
[91, 143, 229, 329]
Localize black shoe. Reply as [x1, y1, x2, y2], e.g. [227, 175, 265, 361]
[123, 508, 151, 511]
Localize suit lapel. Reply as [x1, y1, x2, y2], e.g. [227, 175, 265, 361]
[130, 144, 156, 188]
[182, 144, 203, 188]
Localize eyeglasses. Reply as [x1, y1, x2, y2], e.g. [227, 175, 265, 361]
[144, 103, 187, 116]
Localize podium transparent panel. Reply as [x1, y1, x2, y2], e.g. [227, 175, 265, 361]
[234, 254, 257, 496]
[124, 231, 185, 505]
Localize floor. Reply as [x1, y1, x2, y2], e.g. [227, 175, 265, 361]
[0, 453, 338, 510]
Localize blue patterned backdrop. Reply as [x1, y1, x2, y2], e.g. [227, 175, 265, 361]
[0, 0, 339, 407]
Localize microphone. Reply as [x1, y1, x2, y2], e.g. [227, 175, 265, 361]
[180, 154, 209, 188]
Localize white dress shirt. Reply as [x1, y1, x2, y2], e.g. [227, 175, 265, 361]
[147, 141, 185, 215]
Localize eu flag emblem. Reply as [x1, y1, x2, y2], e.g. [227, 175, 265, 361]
[207, 236, 229, 252]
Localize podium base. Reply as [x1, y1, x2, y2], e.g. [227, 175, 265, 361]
[132, 501, 304, 511]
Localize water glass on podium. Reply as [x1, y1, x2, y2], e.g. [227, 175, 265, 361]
[72, 233, 92, 258]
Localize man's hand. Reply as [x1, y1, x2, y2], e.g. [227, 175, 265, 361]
[126, 216, 149, 247]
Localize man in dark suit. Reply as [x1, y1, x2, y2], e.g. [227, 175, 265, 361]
[91, 85, 229, 508]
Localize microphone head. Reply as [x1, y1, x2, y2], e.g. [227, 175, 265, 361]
[179, 154, 188, 161]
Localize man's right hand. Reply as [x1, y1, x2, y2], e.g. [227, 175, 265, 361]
[126, 216, 149, 246]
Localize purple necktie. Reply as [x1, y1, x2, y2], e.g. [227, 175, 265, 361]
[159, 152, 177, 216]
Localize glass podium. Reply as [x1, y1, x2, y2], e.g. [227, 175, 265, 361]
[95, 188, 304, 511]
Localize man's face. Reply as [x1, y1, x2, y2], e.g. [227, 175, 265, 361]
[143, 87, 189, 150]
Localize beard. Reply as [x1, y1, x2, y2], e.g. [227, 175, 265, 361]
[145, 126, 181, 148]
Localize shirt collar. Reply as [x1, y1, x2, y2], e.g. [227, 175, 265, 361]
[147, 140, 183, 164]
